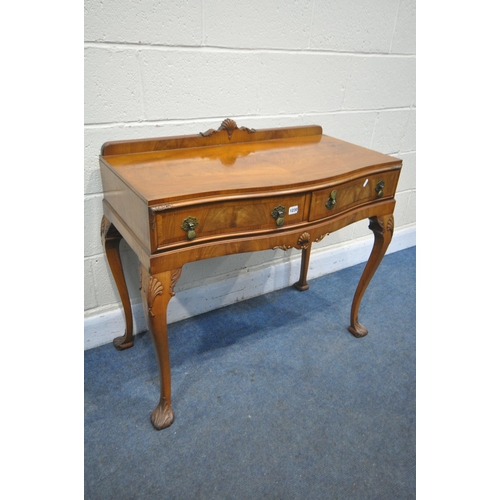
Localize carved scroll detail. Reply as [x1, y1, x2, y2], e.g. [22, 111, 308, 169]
[169, 268, 182, 297]
[387, 214, 395, 234]
[100, 216, 108, 238]
[149, 211, 156, 231]
[150, 204, 173, 212]
[273, 244, 292, 251]
[369, 214, 395, 235]
[200, 118, 256, 140]
[147, 277, 164, 317]
[100, 216, 111, 246]
[315, 233, 329, 243]
[149, 204, 174, 231]
[151, 397, 174, 430]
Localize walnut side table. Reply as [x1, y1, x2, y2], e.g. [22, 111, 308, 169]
[99, 119, 402, 430]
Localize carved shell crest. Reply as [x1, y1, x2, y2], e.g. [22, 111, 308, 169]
[200, 118, 256, 139]
[147, 277, 164, 317]
[298, 232, 311, 249]
[220, 118, 237, 136]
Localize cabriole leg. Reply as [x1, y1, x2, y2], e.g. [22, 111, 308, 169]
[294, 244, 312, 291]
[348, 214, 394, 338]
[140, 265, 182, 430]
[101, 216, 134, 350]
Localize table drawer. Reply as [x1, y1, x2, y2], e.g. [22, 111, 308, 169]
[309, 170, 400, 222]
[154, 193, 307, 249]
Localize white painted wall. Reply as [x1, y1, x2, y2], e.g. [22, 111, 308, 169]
[84, 0, 416, 349]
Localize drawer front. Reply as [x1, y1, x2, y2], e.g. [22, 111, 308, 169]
[154, 194, 307, 249]
[309, 170, 400, 222]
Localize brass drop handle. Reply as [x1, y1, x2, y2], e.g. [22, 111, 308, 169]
[181, 216, 199, 240]
[271, 205, 286, 227]
[325, 190, 337, 210]
[375, 180, 385, 198]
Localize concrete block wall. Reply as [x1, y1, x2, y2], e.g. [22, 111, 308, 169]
[84, 0, 416, 349]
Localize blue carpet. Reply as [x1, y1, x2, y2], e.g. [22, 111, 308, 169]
[85, 246, 416, 499]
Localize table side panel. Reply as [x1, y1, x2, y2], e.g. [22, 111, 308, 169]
[100, 159, 152, 251]
[102, 200, 153, 268]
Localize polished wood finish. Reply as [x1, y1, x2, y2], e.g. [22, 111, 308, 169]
[139, 265, 182, 429]
[348, 214, 394, 338]
[294, 244, 312, 291]
[154, 193, 307, 250]
[101, 121, 323, 156]
[101, 217, 134, 350]
[99, 120, 402, 430]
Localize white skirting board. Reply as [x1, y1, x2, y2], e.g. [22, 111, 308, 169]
[84, 224, 416, 350]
